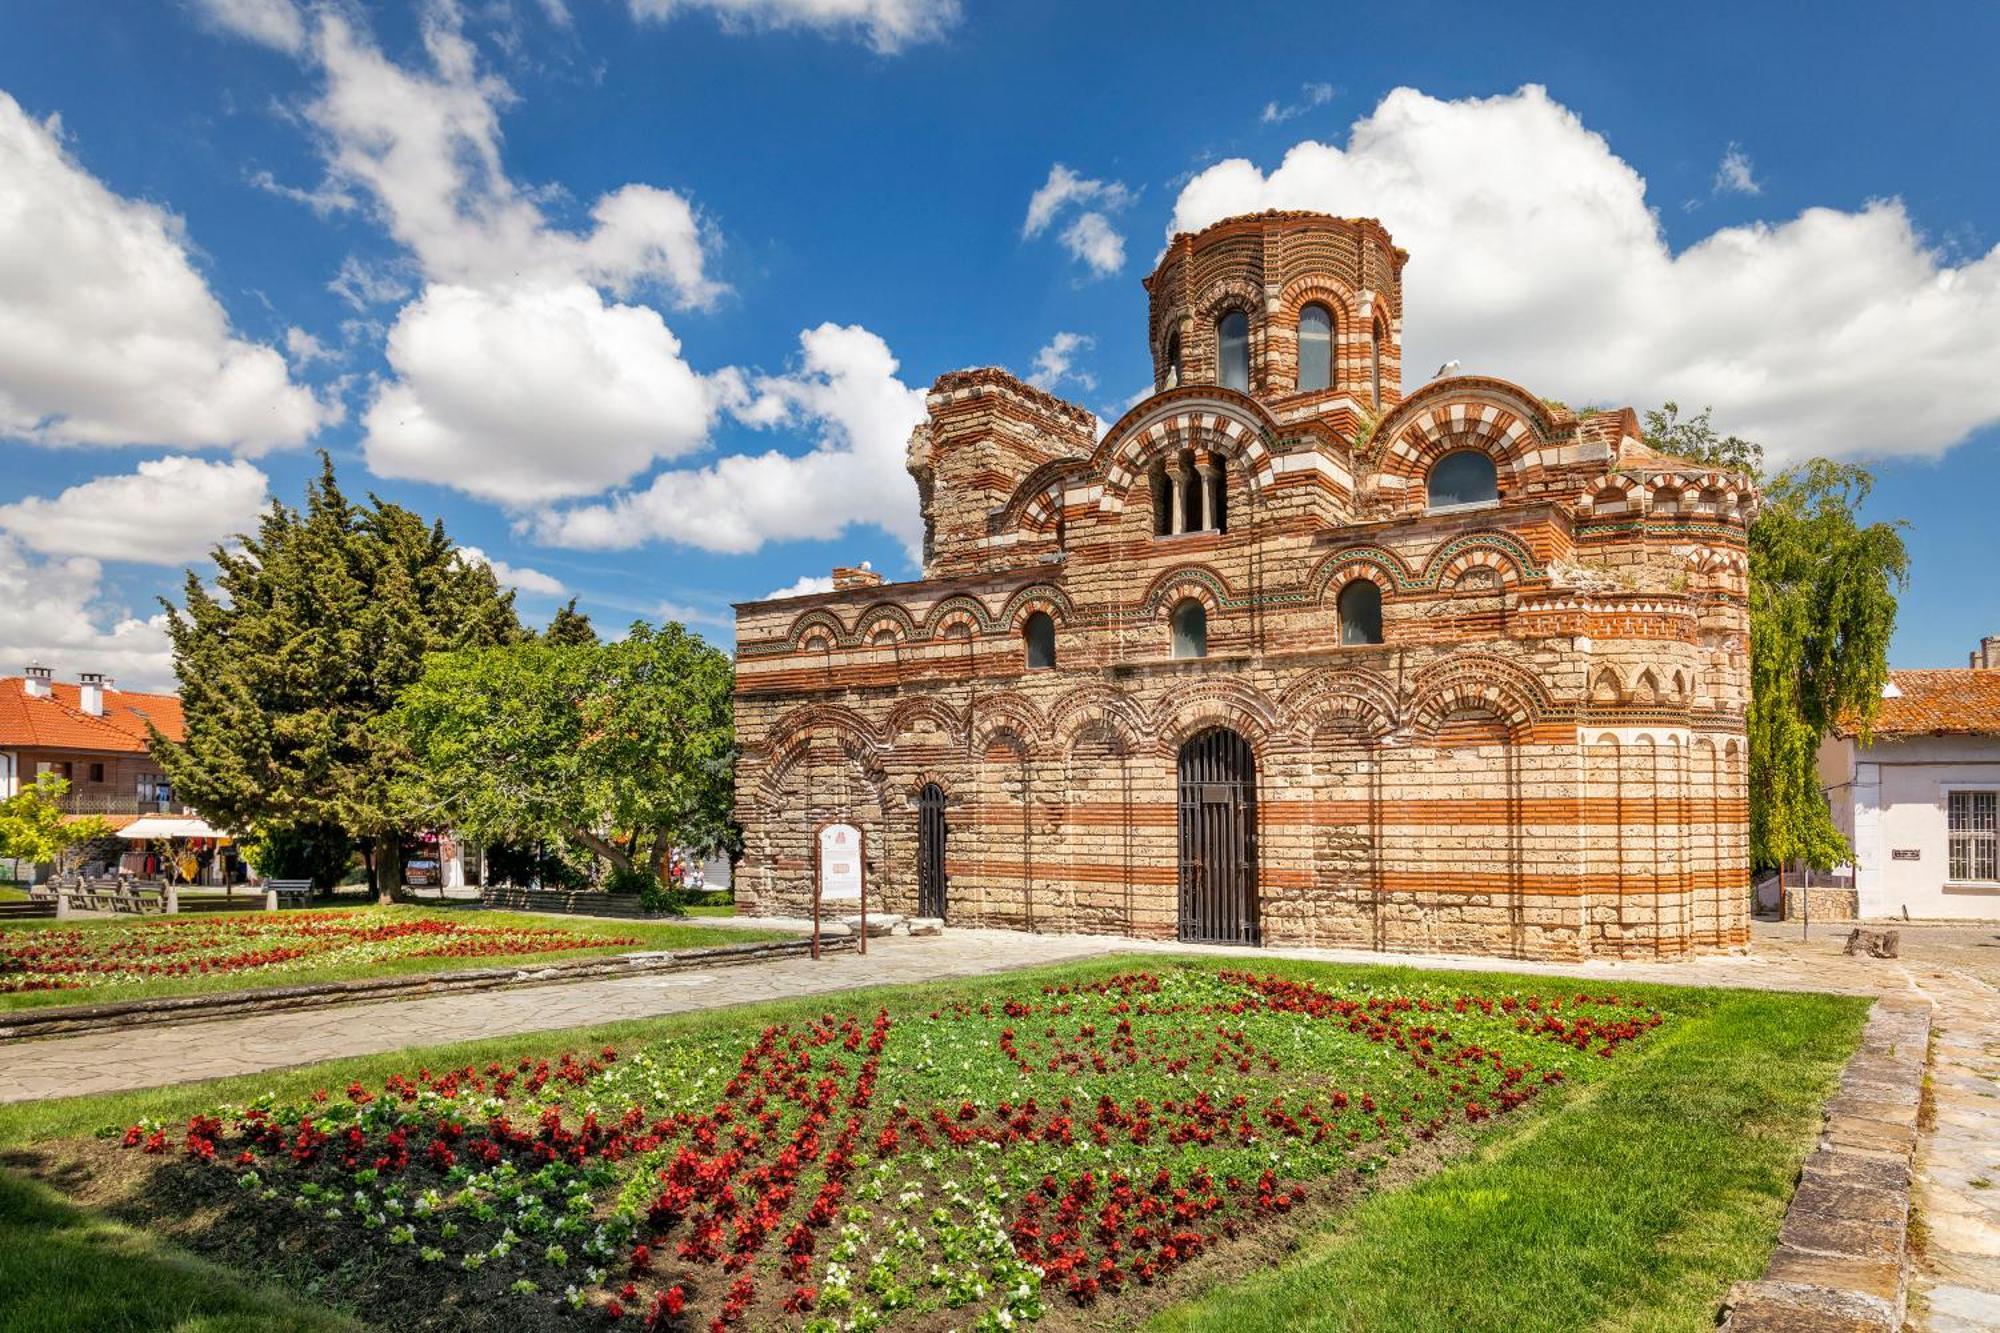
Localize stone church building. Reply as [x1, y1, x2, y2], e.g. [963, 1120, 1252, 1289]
[732, 210, 1755, 961]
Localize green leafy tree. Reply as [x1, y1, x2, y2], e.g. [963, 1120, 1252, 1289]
[0, 775, 112, 874]
[542, 599, 598, 646]
[389, 621, 735, 888]
[1645, 404, 1909, 871]
[153, 455, 524, 901]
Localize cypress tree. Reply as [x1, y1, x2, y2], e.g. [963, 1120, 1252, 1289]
[153, 455, 524, 900]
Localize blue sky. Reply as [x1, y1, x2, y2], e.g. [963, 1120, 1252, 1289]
[0, 0, 1995, 689]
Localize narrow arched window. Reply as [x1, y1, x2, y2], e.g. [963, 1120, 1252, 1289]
[1370, 319, 1384, 407]
[1297, 303, 1333, 392]
[1215, 310, 1249, 391]
[1337, 580, 1383, 646]
[1023, 611, 1056, 669]
[1171, 599, 1208, 659]
[1165, 331, 1182, 386]
[1428, 449, 1498, 509]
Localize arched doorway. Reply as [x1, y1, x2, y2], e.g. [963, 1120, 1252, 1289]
[916, 782, 948, 920]
[1177, 728, 1259, 943]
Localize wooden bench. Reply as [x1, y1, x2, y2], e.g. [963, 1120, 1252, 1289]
[70, 877, 128, 912]
[113, 880, 168, 914]
[265, 879, 314, 909]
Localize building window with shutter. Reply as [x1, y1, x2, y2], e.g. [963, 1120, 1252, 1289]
[1949, 790, 1998, 882]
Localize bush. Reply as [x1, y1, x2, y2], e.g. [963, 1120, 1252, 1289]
[603, 866, 686, 916]
[240, 823, 354, 892]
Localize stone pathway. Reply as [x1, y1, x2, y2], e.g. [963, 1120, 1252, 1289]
[6, 915, 2000, 1328]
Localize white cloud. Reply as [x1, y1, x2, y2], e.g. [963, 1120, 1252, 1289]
[455, 545, 565, 596]
[762, 574, 835, 599]
[363, 281, 721, 504]
[329, 255, 413, 310]
[656, 598, 733, 629]
[1169, 84, 2000, 463]
[0, 534, 175, 690]
[0, 457, 269, 566]
[1023, 164, 1133, 278]
[191, 0, 305, 53]
[285, 326, 338, 366]
[625, 0, 960, 53]
[1060, 213, 1124, 277]
[248, 167, 357, 216]
[1714, 142, 1761, 196]
[0, 92, 332, 454]
[527, 322, 927, 556]
[256, 6, 732, 504]
[1261, 81, 1334, 125]
[1028, 331, 1096, 391]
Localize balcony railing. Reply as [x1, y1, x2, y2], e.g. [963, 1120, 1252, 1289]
[56, 793, 188, 816]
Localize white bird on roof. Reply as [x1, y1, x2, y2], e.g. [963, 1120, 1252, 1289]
[1433, 359, 1461, 379]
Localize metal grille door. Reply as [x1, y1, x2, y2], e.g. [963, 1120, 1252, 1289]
[1177, 729, 1259, 944]
[917, 783, 949, 920]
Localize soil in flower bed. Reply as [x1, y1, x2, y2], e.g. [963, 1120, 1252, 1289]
[14, 964, 1668, 1332]
[0, 908, 778, 1010]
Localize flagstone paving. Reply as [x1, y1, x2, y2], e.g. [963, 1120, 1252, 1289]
[4, 914, 1999, 1328]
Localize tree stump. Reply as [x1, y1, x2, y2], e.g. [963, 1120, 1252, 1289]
[1843, 928, 1899, 959]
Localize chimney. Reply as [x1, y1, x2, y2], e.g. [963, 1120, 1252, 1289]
[1972, 635, 2000, 670]
[22, 665, 52, 699]
[78, 671, 105, 716]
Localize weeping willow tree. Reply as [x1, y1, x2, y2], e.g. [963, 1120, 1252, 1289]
[1646, 405, 1909, 872]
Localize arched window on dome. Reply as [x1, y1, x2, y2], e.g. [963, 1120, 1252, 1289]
[1428, 449, 1499, 510]
[1165, 331, 1182, 388]
[1337, 579, 1383, 646]
[1215, 310, 1249, 391]
[1170, 599, 1208, 659]
[1297, 303, 1333, 392]
[1023, 611, 1056, 670]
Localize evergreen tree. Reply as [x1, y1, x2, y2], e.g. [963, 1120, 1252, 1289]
[543, 599, 598, 646]
[1645, 405, 1909, 871]
[153, 455, 524, 901]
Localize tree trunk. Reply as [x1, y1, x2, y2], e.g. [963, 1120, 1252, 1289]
[572, 829, 634, 874]
[375, 832, 402, 905]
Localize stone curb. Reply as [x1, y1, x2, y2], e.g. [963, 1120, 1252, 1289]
[1719, 993, 1932, 1332]
[0, 935, 850, 1043]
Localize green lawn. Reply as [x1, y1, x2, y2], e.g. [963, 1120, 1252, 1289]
[0, 955, 1867, 1332]
[0, 906, 790, 1013]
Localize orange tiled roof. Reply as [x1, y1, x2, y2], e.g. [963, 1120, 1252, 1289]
[1851, 669, 2000, 738]
[0, 677, 184, 754]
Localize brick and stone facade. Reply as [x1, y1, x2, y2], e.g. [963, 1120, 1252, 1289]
[733, 210, 1756, 961]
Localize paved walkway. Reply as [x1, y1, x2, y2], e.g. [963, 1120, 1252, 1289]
[5, 915, 1998, 1327]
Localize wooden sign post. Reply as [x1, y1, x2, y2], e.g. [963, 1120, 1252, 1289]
[813, 821, 867, 958]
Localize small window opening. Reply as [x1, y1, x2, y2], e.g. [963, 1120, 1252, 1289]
[1428, 449, 1498, 509]
[1297, 303, 1333, 392]
[1216, 310, 1249, 391]
[1023, 611, 1056, 669]
[1171, 599, 1208, 659]
[1337, 580, 1383, 646]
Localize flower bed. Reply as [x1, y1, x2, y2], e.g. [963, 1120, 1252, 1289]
[0, 912, 642, 995]
[110, 967, 1664, 1330]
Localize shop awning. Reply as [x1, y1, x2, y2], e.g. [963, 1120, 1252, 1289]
[117, 815, 230, 840]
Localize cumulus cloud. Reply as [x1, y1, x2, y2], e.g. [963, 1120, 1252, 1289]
[0, 534, 175, 689]
[0, 457, 269, 566]
[1028, 331, 1096, 392]
[1023, 164, 1133, 278]
[191, 0, 305, 53]
[455, 544, 565, 596]
[258, 5, 732, 504]
[1261, 81, 1334, 125]
[0, 93, 332, 454]
[363, 282, 718, 504]
[527, 322, 927, 557]
[762, 574, 835, 599]
[625, 0, 960, 53]
[1169, 84, 2000, 463]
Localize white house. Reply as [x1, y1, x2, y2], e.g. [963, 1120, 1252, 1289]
[1819, 637, 2000, 920]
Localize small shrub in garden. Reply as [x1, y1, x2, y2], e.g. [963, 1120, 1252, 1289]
[113, 967, 1664, 1329]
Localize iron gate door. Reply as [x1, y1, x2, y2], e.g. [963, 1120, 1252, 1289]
[917, 783, 948, 920]
[1177, 728, 1259, 944]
